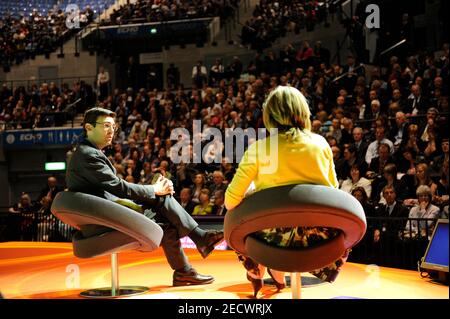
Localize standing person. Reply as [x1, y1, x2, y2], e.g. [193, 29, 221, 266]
[97, 66, 110, 102]
[191, 60, 208, 89]
[66, 107, 224, 286]
[37, 176, 63, 202]
[225, 86, 346, 298]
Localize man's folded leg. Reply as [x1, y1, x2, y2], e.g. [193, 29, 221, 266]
[150, 195, 224, 259]
[160, 224, 214, 286]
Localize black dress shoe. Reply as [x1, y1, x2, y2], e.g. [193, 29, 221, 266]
[173, 268, 214, 286]
[197, 230, 224, 259]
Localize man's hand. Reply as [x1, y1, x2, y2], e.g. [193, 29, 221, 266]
[153, 175, 175, 196]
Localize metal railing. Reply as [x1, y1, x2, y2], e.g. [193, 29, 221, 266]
[0, 76, 96, 92]
[0, 211, 74, 243]
[348, 216, 442, 270]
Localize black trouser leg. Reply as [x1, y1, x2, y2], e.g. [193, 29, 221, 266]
[158, 222, 190, 271]
[150, 195, 198, 238]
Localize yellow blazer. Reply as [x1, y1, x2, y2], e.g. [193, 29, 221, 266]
[225, 132, 339, 210]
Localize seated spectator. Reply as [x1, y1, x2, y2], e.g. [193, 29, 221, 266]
[331, 145, 345, 179]
[403, 124, 421, 156]
[396, 147, 418, 175]
[139, 162, 154, 185]
[432, 160, 449, 209]
[430, 137, 449, 176]
[389, 111, 410, 154]
[192, 189, 213, 215]
[373, 185, 410, 243]
[365, 126, 394, 164]
[327, 118, 343, 146]
[220, 158, 236, 184]
[404, 185, 440, 238]
[124, 158, 141, 182]
[211, 190, 227, 216]
[351, 186, 375, 217]
[405, 84, 428, 115]
[372, 163, 407, 204]
[403, 163, 438, 206]
[179, 188, 196, 215]
[190, 173, 206, 204]
[151, 160, 172, 184]
[421, 121, 441, 161]
[366, 143, 395, 180]
[340, 164, 372, 198]
[338, 144, 367, 181]
[352, 127, 369, 164]
[208, 171, 227, 202]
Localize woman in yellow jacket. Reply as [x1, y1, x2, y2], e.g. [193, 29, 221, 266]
[225, 86, 347, 297]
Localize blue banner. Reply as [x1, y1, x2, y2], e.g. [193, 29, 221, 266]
[2, 128, 83, 148]
[99, 18, 211, 39]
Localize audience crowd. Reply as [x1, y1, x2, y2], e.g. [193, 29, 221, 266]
[105, 0, 240, 26]
[2, 12, 449, 269]
[0, 6, 94, 70]
[0, 79, 96, 130]
[240, 0, 328, 52]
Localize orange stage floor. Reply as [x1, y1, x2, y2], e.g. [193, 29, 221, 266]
[0, 242, 448, 299]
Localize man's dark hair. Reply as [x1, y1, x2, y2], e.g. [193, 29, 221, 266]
[82, 107, 116, 136]
[382, 184, 396, 195]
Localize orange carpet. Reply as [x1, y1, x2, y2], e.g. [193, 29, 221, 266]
[0, 242, 447, 299]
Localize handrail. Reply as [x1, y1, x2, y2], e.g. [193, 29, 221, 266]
[0, 76, 96, 92]
[80, 16, 215, 39]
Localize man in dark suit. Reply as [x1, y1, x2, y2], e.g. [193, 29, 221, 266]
[178, 187, 196, 215]
[372, 185, 410, 266]
[211, 190, 227, 216]
[405, 84, 428, 115]
[37, 176, 63, 202]
[352, 127, 369, 167]
[66, 108, 224, 286]
[389, 111, 410, 154]
[341, 55, 364, 93]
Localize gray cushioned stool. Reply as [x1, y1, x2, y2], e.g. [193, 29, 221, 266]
[51, 191, 163, 298]
[224, 184, 366, 298]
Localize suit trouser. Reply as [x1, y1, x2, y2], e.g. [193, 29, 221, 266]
[145, 195, 199, 271]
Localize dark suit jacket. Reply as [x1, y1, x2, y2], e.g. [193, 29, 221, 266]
[38, 186, 63, 202]
[368, 156, 395, 176]
[389, 123, 410, 152]
[354, 140, 369, 166]
[66, 139, 156, 203]
[211, 204, 227, 216]
[375, 201, 410, 236]
[404, 96, 428, 114]
[180, 201, 196, 215]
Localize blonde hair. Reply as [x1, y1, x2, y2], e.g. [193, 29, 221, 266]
[263, 86, 311, 142]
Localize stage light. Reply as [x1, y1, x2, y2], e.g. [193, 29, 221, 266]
[45, 162, 66, 171]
